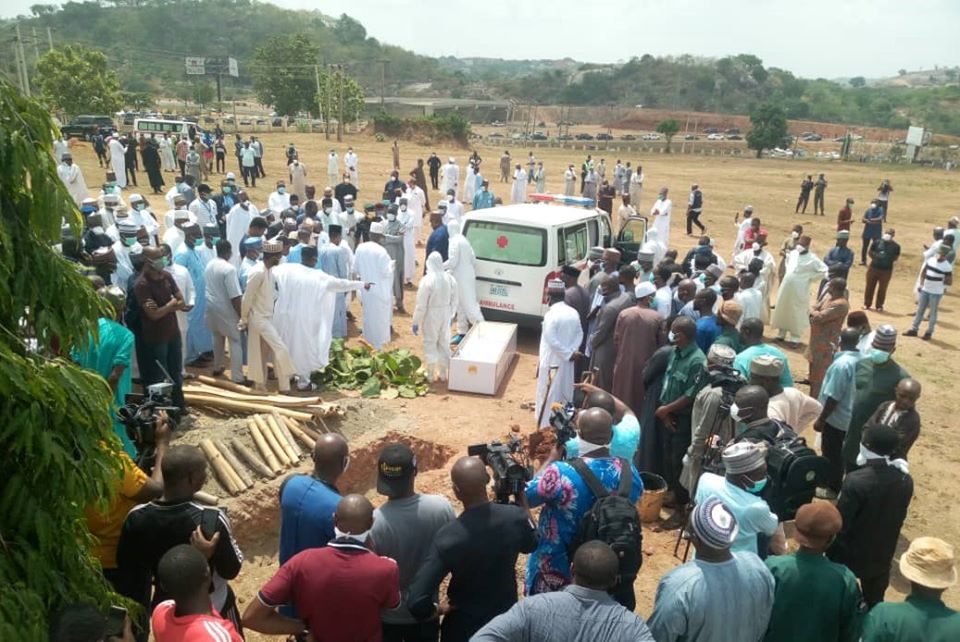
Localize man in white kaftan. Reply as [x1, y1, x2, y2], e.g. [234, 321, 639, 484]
[353, 222, 395, 349]
[108, 135, 127, 189]
[650, 187, 672, 250]
[272, 249, 363, 382]
[240, 239, 296, 392]
[225, 194, 259, 268]
[442, 158, 460, 195]
[444, 220, 484, 336]
[204, 242, 246, 383]
[289, 159, 307, 201]
[58, 153, 88, 205]
[534, 282, 584, 428]
[734, 242, 777, 322]
[412, 252, 458, 382]
[511, 166, 527, 204]
[770, 236, 828, 344]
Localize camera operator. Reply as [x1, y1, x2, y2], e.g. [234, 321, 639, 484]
[117, 445, 244, 637]
[525, 408, 641, 607]
[406, 456, 538, 641]
[563, 383, 640, 461]
[681, 344, 742, 493]
[49, 603, 135, 642]
[85, 411, 169, 600]
[731, 385, 797, 447]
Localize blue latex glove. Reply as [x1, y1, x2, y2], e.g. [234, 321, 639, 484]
[412, 324, 419, 336]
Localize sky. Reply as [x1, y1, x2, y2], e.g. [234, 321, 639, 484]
[4, 0, 958, 78]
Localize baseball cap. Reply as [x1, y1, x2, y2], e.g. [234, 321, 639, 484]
[377, 443, 417, 495]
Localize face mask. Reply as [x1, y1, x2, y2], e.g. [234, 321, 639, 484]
[729, 402, 749, 423]
[333, 526, 370, 544]
[150, 258, 165, 270]
[870, 349, 890, 364]
[578, 438, 610, 456]
[278, 187, 286, 194]
[400, 206, 407, 212]
[882, 234, 892, 242]
[240, 201, 249, 209]
[791, 231, 800, 239]
[667, 330, 676, 343]
[211, 237, 220, 245]
[650, 298, 658, 311]
[135, 203, 146, 211]
[347, 207, 354, 213]
[746, 478, 768, 494]
[387, 213, 397, 221]
[223, 186, 232, 194]
[123, 236, 138, 247]
[193, 238, 204, 248]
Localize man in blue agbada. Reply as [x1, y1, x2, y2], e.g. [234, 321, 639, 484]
[73, 284, 138, 458]
[319, 224, 352, 338]
[175, 222, 213, 364]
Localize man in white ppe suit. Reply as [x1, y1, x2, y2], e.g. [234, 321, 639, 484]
[444, 220, 484, 338]
[412, 252, 458, 382]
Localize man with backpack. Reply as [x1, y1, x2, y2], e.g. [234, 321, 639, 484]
[525, 408, 643, 609]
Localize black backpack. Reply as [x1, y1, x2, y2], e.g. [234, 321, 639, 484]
[568, 458, 643, 579]
[764, 435, 830, 520]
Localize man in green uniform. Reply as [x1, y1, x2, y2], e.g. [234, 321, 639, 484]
[764, 502, 865, 642]
[655, 316, 707, 506]
[863, 536, 960, 641]
[842, 324, 910, 472]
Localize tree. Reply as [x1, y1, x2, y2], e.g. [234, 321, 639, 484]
[35, 45, 122, 119]
[746, 102, 788, 158]
[316, 66, 366, 126]
[656, 119, 680, 152]
[850, 76, 866, 88]
[252, 33, 321, 117]
[0, 78, 118, 637]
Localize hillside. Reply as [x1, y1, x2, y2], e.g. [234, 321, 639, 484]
[7, 1, 960, 135]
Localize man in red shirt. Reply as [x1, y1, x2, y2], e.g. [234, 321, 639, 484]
[243, 494, 400, 641]
[152, 545, 243, 642]
[837, 197, 854, 231]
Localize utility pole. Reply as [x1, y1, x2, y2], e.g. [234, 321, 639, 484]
[316, 64, 329, 140]
[337, 64, 344, 142]
[379, 59, 387, 107]
[31, 27, 40, 60]
[326, 64, 334, 140]
[46, 26, 53, 51]
[15, 24, 29, 96]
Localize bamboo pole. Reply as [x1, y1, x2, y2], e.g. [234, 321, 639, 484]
[247, 417, 282, 473]
[296, 421, 323, 440]
[285, 420, 317, 450]
[184, 393, 315, 421]
[193, 490, 219, 506]
[196, 375, 255, 394]
[229, 438, 275, 479]
[215, 439, 253, 488]
[199, 439, 242, 495]
[185, 382, 321, 407]
[266, 413, 299, 463]
[255, 414, 292, 467]
[272, 410, 302, 457]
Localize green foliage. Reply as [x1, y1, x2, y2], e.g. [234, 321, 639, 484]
[373, 112, 472, 143]
[312, 339, 429, 398]
[746, 103, 789, 158]
[0, 78, 119, 637]
[35, 45, 122, 119]
[849, 76, 866, 88]
[656, 119, 680, 152]
[316, 67, 366, 124]
[252, 33, 320, 117]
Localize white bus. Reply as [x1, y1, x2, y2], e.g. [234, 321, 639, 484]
[132, 118, 199, 139]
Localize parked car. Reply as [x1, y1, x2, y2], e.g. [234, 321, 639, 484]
[558, 134, 574, 141]
[641, 133, 661, 140]
[575, 133, 594, 140]
[704, 127, 719, 134]
[223, 117, 235, 125]
[727, 134, 743, 140]
[490, 120, 504, 127]
[596, 133, 613, 140]
[706, 133, 725, 140]
[725, 127, 741, 136]
[801, 133, 822, 141]
[531, 132, 548, 141]
[488, 132, 505, 139]
[239, 119, 252, 126]
[620, 134, 637, 140]
[684, 134, 700, 140]
[60, 114, 116, 140]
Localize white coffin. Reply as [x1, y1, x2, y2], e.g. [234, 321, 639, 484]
[448, 321, 518, 395]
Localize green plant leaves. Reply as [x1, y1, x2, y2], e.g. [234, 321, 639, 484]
[311, 339, 429, 399]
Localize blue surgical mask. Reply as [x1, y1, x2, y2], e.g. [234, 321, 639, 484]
[223, 186, 232, 194]
[211, 237, 221, 245]
[870, 349, 891, 364]
[747, 477, 768, 494]
[193, 238, 204, 248]
[123, 236, 138, 247]
[278, 186, 286, 194]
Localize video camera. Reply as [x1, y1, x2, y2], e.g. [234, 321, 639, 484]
[706, 364, 745, 405]
[117, 382, 179, 470]
[549, 402, 578, 448]
[468, 436, 532, 504]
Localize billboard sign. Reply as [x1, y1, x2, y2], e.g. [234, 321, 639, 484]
[185, 57, 205, 75]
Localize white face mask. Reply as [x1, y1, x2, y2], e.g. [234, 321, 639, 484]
[667, 330, 676, 344]
[387, 213, 397, 221]
[882, 234, 892, 242]
[791, 231, 800, 239]
[729, 402, 749, 423]
[578, 438, 610, 456]
[334, 526, 370, 544]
